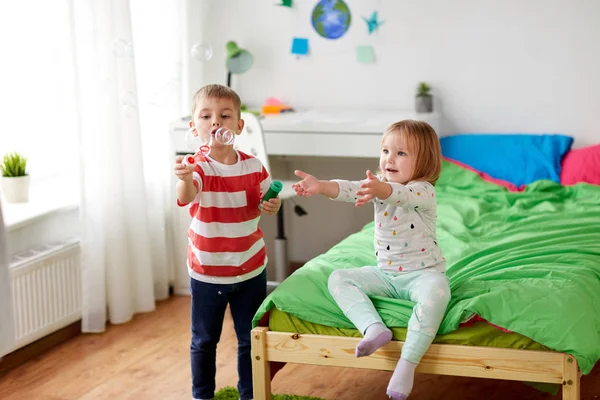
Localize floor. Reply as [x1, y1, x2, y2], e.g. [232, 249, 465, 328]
[0, 296, 597, 400]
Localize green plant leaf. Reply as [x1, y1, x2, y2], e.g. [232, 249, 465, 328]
[1, 152, 28, 177]
[416, 81, 431, 97]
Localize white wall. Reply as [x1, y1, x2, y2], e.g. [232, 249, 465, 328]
[185, 0, 600, 265]
[188, 0, 600, 146]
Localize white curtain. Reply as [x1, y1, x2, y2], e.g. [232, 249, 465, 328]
[0, 200, 15, 357]
[69, 0, 184, 332]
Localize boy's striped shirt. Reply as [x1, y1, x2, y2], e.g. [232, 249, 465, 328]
[178, 150, 271, 284]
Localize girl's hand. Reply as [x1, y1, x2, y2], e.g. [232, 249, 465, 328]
[355, 170, 392, 206]
[174, 156, 193, 182]
[293, 170, 321, 197]
[260, 197, 281, 215]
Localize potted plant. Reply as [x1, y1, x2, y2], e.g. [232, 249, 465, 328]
[1, 152, 30, 203]
[415, 82, 434, 113]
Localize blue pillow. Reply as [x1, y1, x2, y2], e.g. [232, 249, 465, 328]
[440, 134, 574, 187]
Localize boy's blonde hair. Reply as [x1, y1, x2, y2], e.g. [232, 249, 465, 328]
[382, 120, 443, 185]
[191, 84, 242, 117]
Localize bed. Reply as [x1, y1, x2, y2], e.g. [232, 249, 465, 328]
[250, 154, 600, 400]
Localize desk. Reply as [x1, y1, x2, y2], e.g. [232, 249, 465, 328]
[259, 109, 442, 158]
[171, 109, 442, 158]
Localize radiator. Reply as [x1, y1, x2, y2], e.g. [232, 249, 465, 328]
[9, 238, 81, 350]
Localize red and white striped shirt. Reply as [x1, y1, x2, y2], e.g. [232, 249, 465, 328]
[177, 150, 271, 284]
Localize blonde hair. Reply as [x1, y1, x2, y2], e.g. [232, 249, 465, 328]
[382, 120, 443, 185]
[191, 84, 242, 117]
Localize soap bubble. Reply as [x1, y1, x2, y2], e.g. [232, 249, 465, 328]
[185, 128, 206, 152]
[122, 104, 137, 118]
[185, 127, 235, 153]
[213, 127, 235, 145]
[120, 91, 137, 106]
[125, 42, 134, 58]
[112, 40, 133, 58]
[112, 39, 127, 57]
[191, 43, 213, 62]
[120, 91, 138, 118]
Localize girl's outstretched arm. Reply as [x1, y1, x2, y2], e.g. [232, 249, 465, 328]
[293, 170, 340, 199]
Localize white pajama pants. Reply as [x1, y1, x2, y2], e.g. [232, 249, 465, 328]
[328, 266, 451, 363]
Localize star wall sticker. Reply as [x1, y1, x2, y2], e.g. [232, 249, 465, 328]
[363, 11, 384, 34]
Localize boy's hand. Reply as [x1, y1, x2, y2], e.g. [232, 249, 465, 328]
[355, 170, 392, 207]
[174, 156, 193, 182]
[293, 170, 320, 197]
[260, 197, 281, 215]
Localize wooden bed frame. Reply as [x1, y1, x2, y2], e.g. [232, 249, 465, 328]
[251, 326, 581, 400]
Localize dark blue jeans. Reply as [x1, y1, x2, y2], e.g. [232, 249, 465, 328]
[190, 269, 266, 400]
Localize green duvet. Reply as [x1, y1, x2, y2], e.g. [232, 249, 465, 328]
[253, 160, 600, 374]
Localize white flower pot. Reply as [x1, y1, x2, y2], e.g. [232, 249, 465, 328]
[1, 176, 30, 203]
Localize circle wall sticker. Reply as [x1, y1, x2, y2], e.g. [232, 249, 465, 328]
[311, 0, 351, 40]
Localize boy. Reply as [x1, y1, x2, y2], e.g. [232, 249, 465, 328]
[175, 84, 280, 400]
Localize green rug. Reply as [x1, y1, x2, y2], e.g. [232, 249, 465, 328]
[215, 386, 326, 400]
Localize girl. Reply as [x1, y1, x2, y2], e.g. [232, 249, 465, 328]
[292, 120, 450, 400]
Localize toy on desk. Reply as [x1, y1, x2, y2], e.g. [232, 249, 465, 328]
[259, 180, 283, 209]
[241, 103, 261, 116]
[261, 97, 294, 114]
[182, 127, 236, 167]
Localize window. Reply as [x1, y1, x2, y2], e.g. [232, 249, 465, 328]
[0, 0, 78, 185]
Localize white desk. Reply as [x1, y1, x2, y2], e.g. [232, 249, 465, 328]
[171, 109, 442, 158]
[259, 109, 442, 158]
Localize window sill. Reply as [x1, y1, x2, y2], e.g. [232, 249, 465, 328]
[2, 178, 79, 232]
